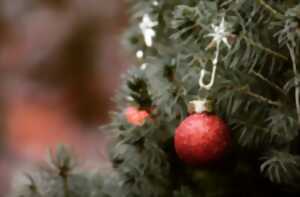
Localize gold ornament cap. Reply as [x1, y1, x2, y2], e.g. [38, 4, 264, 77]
[188, 99, 213, 114]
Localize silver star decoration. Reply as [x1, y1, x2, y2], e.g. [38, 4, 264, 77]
[206, 17, 231, 50]
[139, 14, 158, 47]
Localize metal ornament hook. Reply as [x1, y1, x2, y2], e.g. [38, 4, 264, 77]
[199, 64, 217, 90]
[199, 37, 221, 90]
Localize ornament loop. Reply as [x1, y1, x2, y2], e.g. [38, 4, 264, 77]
[199, 64, 217, 90]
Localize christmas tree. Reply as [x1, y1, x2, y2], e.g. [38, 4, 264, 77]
[10, 0, 300, 197]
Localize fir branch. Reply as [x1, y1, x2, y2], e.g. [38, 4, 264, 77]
[63, 175, 69, 197]
[235, 85, 281, 107]
[234, 118, 269, 133]
[58, 166, 70, 197]
[242, 35, 288, 61]
[26, 174, 43, 197]
[245, 90, 280, 107]
[261, 151, 300, 184]
[257, 0, 284, 19]
[250, 71, 286, 95]
[287, 44, 300, 124]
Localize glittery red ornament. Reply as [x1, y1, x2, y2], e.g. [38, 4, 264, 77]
[175, 113, 230, 165]
[124, 106, 150, 126]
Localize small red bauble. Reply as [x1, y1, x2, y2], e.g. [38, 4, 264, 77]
[124, 106, 150, 126]
[175, 113, 230, 165]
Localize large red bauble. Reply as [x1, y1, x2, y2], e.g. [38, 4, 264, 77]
[124, 106, 150, 126]
[175, 113, 230, 165]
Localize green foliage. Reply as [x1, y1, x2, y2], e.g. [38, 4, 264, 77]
[10, 146, 93, 197]
[126, 69, 152, 108]
[108, 120, 171, 197]
[261, 150, 300, 184]
[114, 0, 300, 195]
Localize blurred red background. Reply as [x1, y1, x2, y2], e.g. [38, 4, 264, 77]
[0, 0, 129, 193]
